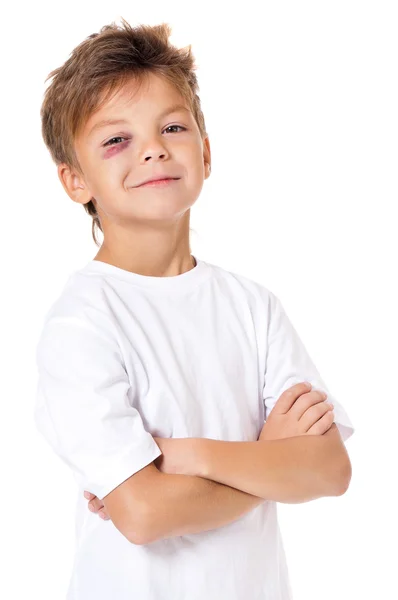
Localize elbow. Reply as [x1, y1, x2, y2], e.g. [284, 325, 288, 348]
[127, 505, 156, 546]
[123, 519, 147, 545]
[319, 430, 353, 497]
[130, 527, 155, 546]
[332, 457, 353, 497]
[112, 520, 147, 546]
[127, 521, 150, 546]
[128, 531, 147, 546]
[128, 530, 148, 546]
[121, 506, 148, 546]
[337, 458, 353, 496]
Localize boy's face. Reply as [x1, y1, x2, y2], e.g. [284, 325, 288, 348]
[59, 72, 211, 231]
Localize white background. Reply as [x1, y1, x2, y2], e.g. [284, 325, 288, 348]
[1, 1, 396, 598]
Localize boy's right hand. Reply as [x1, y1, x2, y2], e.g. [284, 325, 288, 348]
[258, 382, 335, 442]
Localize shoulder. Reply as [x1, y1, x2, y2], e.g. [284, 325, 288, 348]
[37, 269, 119, 349]
[206, 261, 274, 305]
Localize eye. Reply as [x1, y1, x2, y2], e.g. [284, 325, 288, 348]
[103, 136, 127, 147]
[163, 125, 186, 134]
[103, 126, 186, 147]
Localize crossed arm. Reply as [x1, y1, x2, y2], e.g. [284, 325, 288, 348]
[189, 423, 350, 500]
[138, 423, 351, 544]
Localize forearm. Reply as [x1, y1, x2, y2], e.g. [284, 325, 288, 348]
[198, 436, 341, 504]
[141, 472, 264, 544]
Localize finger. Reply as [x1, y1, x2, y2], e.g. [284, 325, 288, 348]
[93, 499, 104, 511]
[291, 389, 327, 419]
[306, 409, 335, 435]
[89, 498, 104, 512]
[274, 382, 312, 413]
[84, 491, 95, 500]
[300, 400, 334, 430]
[99, 511, 110, 520]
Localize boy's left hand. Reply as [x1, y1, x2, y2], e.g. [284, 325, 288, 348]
[153, 436, 202, 477]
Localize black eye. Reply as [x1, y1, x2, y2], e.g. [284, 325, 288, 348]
[103, 136, 126, 147]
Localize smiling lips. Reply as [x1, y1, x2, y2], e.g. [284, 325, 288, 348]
[136, 177, 180, 187]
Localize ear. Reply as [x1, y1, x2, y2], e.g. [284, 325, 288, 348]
[57, 163, 93, 206]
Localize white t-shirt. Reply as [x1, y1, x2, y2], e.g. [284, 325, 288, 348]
[34, 255, 355, 600]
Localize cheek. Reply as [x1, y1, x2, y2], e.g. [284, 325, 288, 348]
[89, 158, 127, 191]
[178, 150, 205, 182]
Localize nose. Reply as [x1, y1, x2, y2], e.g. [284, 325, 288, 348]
[144, 152, 167, 162]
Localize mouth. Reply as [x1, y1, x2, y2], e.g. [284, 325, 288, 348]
[137, 177, 180, 188]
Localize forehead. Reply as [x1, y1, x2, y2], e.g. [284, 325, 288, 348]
[84, 73, 189, 135]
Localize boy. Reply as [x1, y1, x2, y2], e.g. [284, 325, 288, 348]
[34, 18, 354, 600]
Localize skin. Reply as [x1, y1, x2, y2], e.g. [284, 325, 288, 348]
[57, 71, 211, 276]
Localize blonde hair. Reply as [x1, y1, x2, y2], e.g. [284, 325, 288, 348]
[40, 17, 208, 246]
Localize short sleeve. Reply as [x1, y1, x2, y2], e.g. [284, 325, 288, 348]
[262, 292, 355, 443]
[33, 317, 162, 500]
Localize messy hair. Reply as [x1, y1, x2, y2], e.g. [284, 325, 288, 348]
[40, 17, 208, 246]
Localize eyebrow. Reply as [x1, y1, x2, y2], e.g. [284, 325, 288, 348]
[88, 103, 191, 137]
